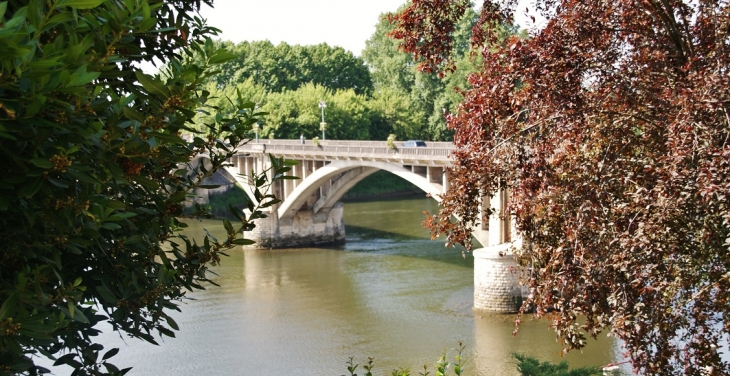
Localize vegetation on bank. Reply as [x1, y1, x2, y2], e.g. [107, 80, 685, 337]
[510, 353, 603, 376]
[342, 171, 421, 200]
[207, 171, 422, 218]
[342, 349, 605, 376]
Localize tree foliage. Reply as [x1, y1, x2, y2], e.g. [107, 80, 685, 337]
[195, 40, 382, 141]
[364, 6, 505, 141]
[0, 0, 288, 374]
[222, 82, 370, 140]
[193, 9, 498, 143]
[392, 0, 730, 374]
[206, 40, 373, 95]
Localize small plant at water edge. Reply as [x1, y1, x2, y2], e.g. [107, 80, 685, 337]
[345, 342, 466, 376]
[511, 353, 603, 376]
[343, 356, 375, 376]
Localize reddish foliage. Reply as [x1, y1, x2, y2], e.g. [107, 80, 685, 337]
[387, 0, 472, 74]
[392, 0, 730, 374]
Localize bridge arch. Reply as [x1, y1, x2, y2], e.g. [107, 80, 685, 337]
[222, 140, 521, 313]
[277, 160, 444, 221]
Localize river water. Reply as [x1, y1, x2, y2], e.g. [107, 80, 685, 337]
[80, 197, 625, 375]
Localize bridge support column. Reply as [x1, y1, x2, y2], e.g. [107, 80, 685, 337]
[246, 204, 346, 248]
[473, 245, 523, 313]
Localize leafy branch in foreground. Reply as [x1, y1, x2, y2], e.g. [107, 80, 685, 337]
[391, 0, 730, 373]
[0, 0, 290, 374]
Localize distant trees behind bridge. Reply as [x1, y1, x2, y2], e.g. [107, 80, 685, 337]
[195, 7, 521, 142]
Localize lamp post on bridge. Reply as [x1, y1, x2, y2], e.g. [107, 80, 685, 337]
[253, 103, 261, 143]
[318, 100, 327, 140]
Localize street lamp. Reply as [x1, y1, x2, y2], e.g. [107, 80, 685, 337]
[318, 100, 327, 140]
[253, 122, 260, 143]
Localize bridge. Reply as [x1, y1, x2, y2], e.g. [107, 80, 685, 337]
[203, 139, 523, 313]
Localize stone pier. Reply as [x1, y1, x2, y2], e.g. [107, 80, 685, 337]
[472, 187, 525, 313]
[473, 244, 523, 313]
[247, 202, 346, 248]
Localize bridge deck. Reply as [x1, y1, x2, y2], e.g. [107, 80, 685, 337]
[235, 140, 455, 166]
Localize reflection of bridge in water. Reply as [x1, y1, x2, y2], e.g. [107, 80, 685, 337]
[217, 139, 522, 313]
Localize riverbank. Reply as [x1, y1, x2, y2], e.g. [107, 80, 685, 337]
[341, 170, 422, 200]
[341, 190, 423, 202]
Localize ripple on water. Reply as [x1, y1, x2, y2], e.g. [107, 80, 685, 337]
[40, 198, 625, 375]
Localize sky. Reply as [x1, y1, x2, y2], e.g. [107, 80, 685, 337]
[197, 0, 543, 57]
[198, 0, 408, 57]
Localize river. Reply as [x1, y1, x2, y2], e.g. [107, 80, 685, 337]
[62, 197, 626, 375]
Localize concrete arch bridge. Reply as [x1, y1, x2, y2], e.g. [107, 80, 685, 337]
[211, 139, 523, 313]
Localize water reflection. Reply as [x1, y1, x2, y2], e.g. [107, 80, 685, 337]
[473, 314, 623, 375]
[46, 197, 624, 375]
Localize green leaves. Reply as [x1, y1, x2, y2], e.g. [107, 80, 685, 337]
[134, 71, 171, 99]
[55, 0, 105, 10]
[17, 176, 43, 198]
[64, 64, 101, 87]
[0, 292, 18, 320]
[0, 0, 289, 374]
[29, 157, 53, 169]
[207, 49, 237, 65]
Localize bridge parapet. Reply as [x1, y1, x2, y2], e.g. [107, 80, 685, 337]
[235, 140, 455, 165]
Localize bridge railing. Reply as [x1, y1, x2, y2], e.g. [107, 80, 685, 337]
[235, 139, 455, 162]
[247, 139, 454, 147]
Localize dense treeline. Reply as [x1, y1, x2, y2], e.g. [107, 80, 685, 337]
[209, 41, 373, 95]
[197, 6, 514, 142]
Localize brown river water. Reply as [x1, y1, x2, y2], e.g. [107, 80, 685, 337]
[44, 197, 627, 375]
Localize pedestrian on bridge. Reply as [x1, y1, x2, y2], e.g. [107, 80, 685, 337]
[300, 134, 305, 144]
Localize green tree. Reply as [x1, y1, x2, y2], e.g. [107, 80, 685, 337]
[393, 0, 730, 374]
[207, 40, 292, 92]
[295, 43, 373, 96]
[362, 9, 417, 95]
[0, 0, 289, 374]
[208, 40, 373, 95]
[367, 87, 424, 141]
[363, 6, 484, 141]
[262, 83, 371, 140]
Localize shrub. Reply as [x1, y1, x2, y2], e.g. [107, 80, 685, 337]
[511, 353, 603, 376]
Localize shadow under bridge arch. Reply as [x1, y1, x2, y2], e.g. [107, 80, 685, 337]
[277, 160, 445, 221]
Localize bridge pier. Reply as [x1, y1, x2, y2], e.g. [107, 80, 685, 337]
[473, 245, 523, 313]
[246, 203, 346, 248]
[472, 188, 525, 314]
